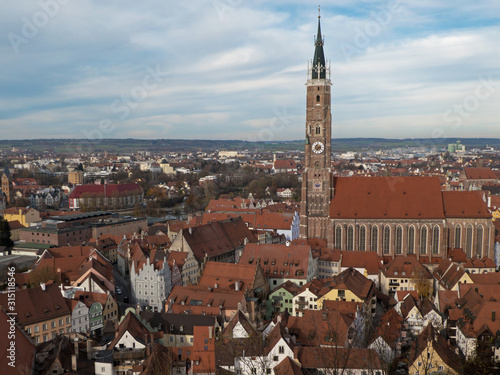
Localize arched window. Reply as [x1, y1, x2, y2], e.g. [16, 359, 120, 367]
[316, 126, 321, 135]
[454, 225, 461, 249]
[432, 226, 440, 255]
[371, 226, 378, 252]
[347, 226, 354, 251]
[316, 95, 320, 103]
[408, 226, 415, 254]
[395, 226, 403, 254]
[420, 226, 427, 254]
[465, 224, 473, 258]
[359, 226, 366, 251]
[383, 226, 390, 254]
[335, 225, 342, 249]
[476, 225, 483, 257]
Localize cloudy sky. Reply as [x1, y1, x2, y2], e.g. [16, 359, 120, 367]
[1, 0, 499, 142]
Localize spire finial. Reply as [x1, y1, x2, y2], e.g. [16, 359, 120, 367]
[318, 5, 321, 18]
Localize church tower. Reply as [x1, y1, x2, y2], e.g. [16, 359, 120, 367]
[299, 10, 333, 239]
[1, 166, 13, 203]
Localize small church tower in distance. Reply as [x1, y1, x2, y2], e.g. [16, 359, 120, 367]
[299, 7, 333, 240]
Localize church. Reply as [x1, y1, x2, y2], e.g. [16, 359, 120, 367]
[299, 14, 495, 261]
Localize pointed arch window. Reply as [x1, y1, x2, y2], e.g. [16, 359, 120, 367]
[420, 226, 427, 254]
[465, 224, 473, 258]
[383, 226, 390, 254]
[432, 226, 440, 255]
[371, 226, 378, 252]
[408, 226, 415, 254]
[359, 226, 366, 251]
[454, 225, 461, 249]
[476, 225, 483, 257]
[316, 95, 320, 103]
[335, 225, 342, 249]
[316, 126, 321, 135]
[395, 226, 403, 254]
[347, 225, 354, 251]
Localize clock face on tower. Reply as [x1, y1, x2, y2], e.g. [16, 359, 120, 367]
[312, 141, 325, 154]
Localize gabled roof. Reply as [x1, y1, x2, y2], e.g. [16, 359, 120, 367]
[222, 310, 257, 339]
[330, 176, 445, 219]
[107, 311, 150, 350]
[254, 212, 295, 230]
[470, 272, 500, 285]
[464, 256, 496, 269]
[139, 311, 217, 335]
[408, 324, 461, 373]
[0, 308, 35, 374]
[437, 290, 458, 313]
[369, 308, 403, 349]
[274, 356, 303, 375]
[0, 284, 71, 326]
[271, 280, 301, 295]
[381, 257, 432, 279]
[265, 322, 294, 355]
[433, 259, 467, 290]
[442, 191, 491, 218]
[295, 346, 383, 371]
[285, 309, 354, 346]
[464, 167, 497, 180]
[400, 293, 419, 320]
[273, 159, 297, 170]
[167, 285, 245, 315]
[198, 261, 259, 292]
[69, 183, 142, 199]
[239, 242, 312, 280]
[74, 291, 109, 307]
[182, 217, 257, 261]
[341, 250, 381, 275]
[326, 267, 376, 301]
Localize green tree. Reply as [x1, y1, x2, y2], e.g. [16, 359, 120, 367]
[0, 219, 14, 248]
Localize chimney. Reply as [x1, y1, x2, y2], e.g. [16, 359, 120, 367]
[145, 333, 151, 356]
[209, 326, 213, 339]
[87, 339, 92, 360]
[71, 355, 77, 372]
[214, 283, 218, 289]
[189, 227, 192, 235]
[40, 282, 46, 291]
[74, 338, 79, 359]
[493, 311, 496, 322]
[235, 281, 240, 291]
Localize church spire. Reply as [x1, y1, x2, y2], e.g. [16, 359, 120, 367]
[312, 6, 326, 79]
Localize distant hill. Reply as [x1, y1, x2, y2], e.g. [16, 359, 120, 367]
[0, 138, 499, 154]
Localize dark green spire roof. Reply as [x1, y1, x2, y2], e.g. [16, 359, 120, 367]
[312, 12, 326, 79]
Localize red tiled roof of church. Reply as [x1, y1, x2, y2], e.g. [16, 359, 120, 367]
[329, 176, 445, 219]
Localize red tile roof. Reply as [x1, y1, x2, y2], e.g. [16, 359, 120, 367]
[273, 159, 297, 170]
[0, 309, 35, 374]
[182, 217, 258, 261]
[442, 191, 491, 218]
[464, 167, 497, 180]
[0, 284, 71, 326]
[381, 257, 432, 279]
[107, 311, 150, 350]
[239, 243, 312, 281]
[341, 250, 381, 275]
[69, 183, 142, 199]
[197, 261, 259, 293]
[329, 176, 445, 219]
